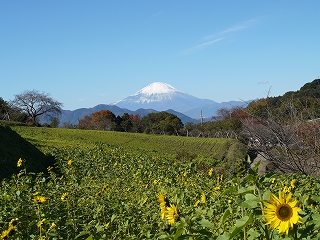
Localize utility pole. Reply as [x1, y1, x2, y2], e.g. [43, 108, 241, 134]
[200, 110, 203, 126]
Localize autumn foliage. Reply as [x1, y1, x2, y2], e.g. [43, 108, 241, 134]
[78, 110, 116, 130]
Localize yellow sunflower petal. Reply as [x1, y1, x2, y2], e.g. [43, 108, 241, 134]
[263, 190, 302, 235]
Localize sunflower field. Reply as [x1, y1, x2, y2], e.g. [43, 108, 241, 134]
[1, 126, 320, 239]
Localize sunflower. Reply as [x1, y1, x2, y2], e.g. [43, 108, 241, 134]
[263, 190, 302, 235]
[17, 158, 23, 167]
[61, 193, 69, 201]
[201, 193, 206, 203]
[33, 196, 47, 204]
[166, 204, 179, 225]
[158, 193, 169, 219]
[37, 219, 46, 228]
[290, 179, 297, 188]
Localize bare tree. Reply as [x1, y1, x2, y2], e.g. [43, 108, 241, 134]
[242, 97, 320, 177]
[11, 90, 63, 125]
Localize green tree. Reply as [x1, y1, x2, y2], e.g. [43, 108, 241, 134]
[120, 113, 133, 132]
[141, 112, 184, 135]
[130, 114, 142, 133]
[50, 117, 60, 128]
[184, 122, 195, 137]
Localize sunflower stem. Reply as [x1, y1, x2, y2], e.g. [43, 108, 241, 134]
[256, 183, 270, 240]
[241, 206, 247, 240]
[293, 224, 298, 240]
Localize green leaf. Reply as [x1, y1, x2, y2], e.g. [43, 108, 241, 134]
[111, 214, 116, 222]
[220, 209, 231, 227]
[247, 228, 260, 240]
[176, 234, 194, 240]
[262, 190, 272, 201]
[223, 186, 237, 195]
[95, 224, 104, 233]
[198, 218, 214, 229]
[217, 232, 230, 240]
[85, 236, 93, 240]
[207, 207, 214, 217]
[244, 193, 260, 208]
[174, 228, 184, 240]
[237, 186, 255, 195]
[174, 222, 185, 240]
[75, 231, 91, 239]
[311, 213, 320, 225]
[191, 229, 212, 236]
[235, 214, 253, 228]
[229, 215, 253, 239]
[252, 160, 261, 172]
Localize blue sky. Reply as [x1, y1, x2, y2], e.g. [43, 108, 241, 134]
[1, 1, 320, 110]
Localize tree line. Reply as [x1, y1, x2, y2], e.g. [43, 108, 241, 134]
[75, 110, 184, 135]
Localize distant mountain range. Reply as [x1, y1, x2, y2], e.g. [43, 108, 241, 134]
[56, 82, 248, 126]
[59, 104, 197, 125]
[113, 82, 247, 119]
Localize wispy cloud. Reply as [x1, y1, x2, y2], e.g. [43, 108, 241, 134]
[258, 80, 269, 84]
[182, 19, 257, 55]
[152, 11, 162, 17]
[181, 38, 224, 55]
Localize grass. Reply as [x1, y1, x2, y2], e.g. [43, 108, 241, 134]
[10, 126, 247, 160]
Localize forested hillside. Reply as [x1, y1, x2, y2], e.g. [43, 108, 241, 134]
[248, 78, 320, 119]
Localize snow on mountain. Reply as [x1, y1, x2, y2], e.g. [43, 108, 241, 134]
[139, 82, 177, 95]
[113, 82, 217, 113]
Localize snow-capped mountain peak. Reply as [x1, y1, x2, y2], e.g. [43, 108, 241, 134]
[113, 82, 217, 112]
[136, 82, 178, 95]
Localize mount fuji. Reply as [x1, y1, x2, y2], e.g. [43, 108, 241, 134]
[113, 82, 217, 113]
[50, 82, 247, 127]
[113, 82, 247, 119]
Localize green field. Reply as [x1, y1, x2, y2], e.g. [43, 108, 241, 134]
[1, 124, 320, 239]
[10, 126, 247, 159]
[0, 125, 247, 180]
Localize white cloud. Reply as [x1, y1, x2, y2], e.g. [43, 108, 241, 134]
[258, 80, 269, 84]
[152, 11, 162, 17]
[182, 19, 257, 55]
[181, 38, 224, 55]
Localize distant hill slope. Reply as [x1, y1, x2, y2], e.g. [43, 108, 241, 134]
[264, 78, 320, 105]
[58, 104, 198, 126]
[285, 78, 320, 98]
[248, 78, 320, 119]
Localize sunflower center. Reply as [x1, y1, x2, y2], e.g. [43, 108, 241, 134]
[277, 204, 293, 221]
